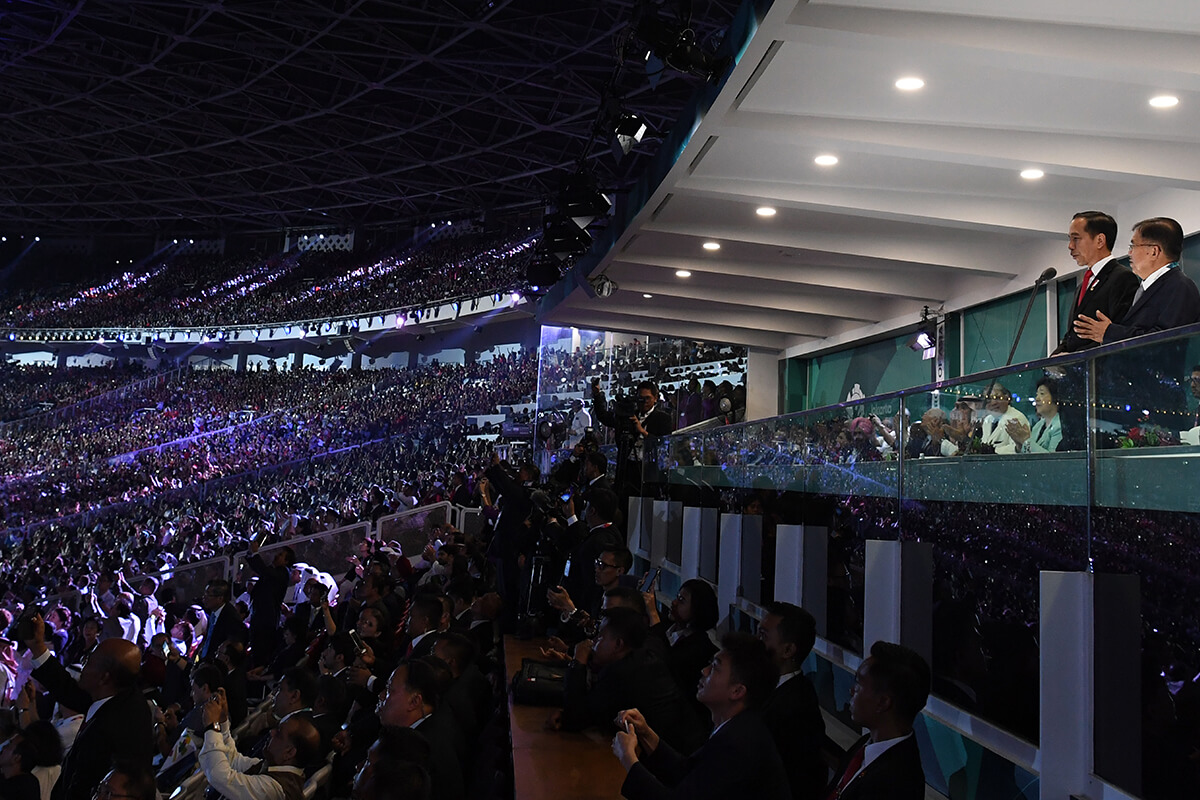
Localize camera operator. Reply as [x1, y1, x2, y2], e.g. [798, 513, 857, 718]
[547, 489, 625, 629]
[591, 379, 674, 506]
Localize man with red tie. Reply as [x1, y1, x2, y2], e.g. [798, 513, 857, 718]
[826, 641, 930, 800]
[1054, 211, 1140, 354]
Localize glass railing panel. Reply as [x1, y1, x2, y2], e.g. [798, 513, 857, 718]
[901, 362, 1091, 746]
[1090, 330, 1200, 798]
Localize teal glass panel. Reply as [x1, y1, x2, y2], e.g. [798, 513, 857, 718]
[961, 287, 1050, 375]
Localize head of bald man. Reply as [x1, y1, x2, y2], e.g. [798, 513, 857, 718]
[79, 637, 143, 700]
[266, 716, 321, 769]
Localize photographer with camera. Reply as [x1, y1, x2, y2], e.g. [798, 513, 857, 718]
[590, 379, 674, 508]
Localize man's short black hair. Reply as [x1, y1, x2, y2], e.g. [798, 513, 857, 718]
[636, 380, 660, 397]
[191, 663, 225, 694]
[680, 579, 719, 632]
[866, 640, 931, 725]
[402, 659, 440, 710]
[433, 632, 476, 672]
[1073, 210, 1118, 252]
[765, 602, 817, 665]
[603, 586, 647, 616]
[410, 594, 444, 626]
[109, 760, 158, 800]
[1134, 216, 1184, 261]
[206, 579, 232, 602]
[584, 451, 608, 474]
[719, 632, 778, 710]
[600, 546, 633, 573]
[445, 576, 475, 605]
[588, 488, 618, 523]
[327, 632, 358, 666]
[600, 606, 648, 650]
[281, 665, 319, 708]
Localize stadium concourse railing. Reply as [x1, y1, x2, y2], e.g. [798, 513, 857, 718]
[39, 501, 469, 614]
[629, 320, 1200, 800]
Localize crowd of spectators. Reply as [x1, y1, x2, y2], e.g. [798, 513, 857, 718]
[0, 363, 172, 423]
[1, 354, 536, 530]
[0, 231, 535, 330]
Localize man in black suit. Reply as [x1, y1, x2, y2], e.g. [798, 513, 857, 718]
[244, 542, 295, 668]
[552, 490, 625, 618]
[826, 641, 930, 800]
[558, 607, 702, 754]
[612, 632, 790, 800]
[1075, 217, 1200, 344]
[757, 603, 826, 800]
[483, 453, 537, 629]
[377, 660, 465, 800]
[24, 614, 154, 800]
[592, 379, 674, 507]
[1054, 211, 1140, 354]
[402, 593, 443, 661]
[200, 579, 247, 662]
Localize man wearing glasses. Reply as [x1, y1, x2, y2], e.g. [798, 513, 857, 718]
[1074, 217, 1200, 344]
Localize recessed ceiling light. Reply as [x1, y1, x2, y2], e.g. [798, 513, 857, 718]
[814, 154, 839, 166]
[675, 270, 692, 278]
[1020, 168, 1044, 180]
[756, 206, 776, 217]
[895, 77, 925, 91]
[702, 241, 721, 251]
[1149, 94, 1179, 108]
[642, 293, 654, 299]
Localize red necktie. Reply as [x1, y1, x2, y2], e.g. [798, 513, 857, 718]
[825, 744, 866, 800]
[1076, 268, 1094, 308]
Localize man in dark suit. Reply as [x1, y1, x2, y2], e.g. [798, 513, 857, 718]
[200, 579, 247, 662]
[243, 542, 295, 668]
[1075, 217, 1200, 344]
[612, 632, 790, 800]
[551, 491, 625, 622]
[592, 379, 674, 507]
[401, 593, 443, 661]
[24, 614, 154, 800]
[483, 454, 536, 630]
[758, 603, 826, 800]
[826, 641, 930, 800]
[377, 660, 465, 800]
[1054, 211, 1140, 354]
[559, 607, 702, 754]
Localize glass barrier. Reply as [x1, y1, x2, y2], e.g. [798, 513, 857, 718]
[237, 524, 370, 598]
[650, 320, 1200, 793]
[376, 503, 451, 558]
[148, 556, 233, 610]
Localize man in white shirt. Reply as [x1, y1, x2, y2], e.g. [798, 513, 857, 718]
[979, 382, 1028, 455]
[826, 641, 930, 800]
[567, 399, 592, 448]
[197, 688, 318, 800]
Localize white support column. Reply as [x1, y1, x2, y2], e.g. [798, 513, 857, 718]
[863, 540, 932, 665]
[745, 347, 781, 422]
[717, 513, 745, 631]
[1040, 571, 1094, 800]
[627, 496, 654, 558]
[775, 523, 829, 637]
[651, 500, 678, 567]
[681, 506, 719, 584]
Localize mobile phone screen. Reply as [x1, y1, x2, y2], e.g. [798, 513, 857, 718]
[639, 567, 660, 594]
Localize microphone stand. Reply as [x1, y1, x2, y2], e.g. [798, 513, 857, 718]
[1006, 277, 1049, 366]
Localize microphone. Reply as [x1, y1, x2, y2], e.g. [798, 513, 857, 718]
[1035, 267, 1058, 284]
[1006, 268, 1057, 365]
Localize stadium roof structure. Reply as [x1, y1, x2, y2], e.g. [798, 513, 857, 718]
[0, 0, 739, 236]
[541, 0, 1200, 355]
